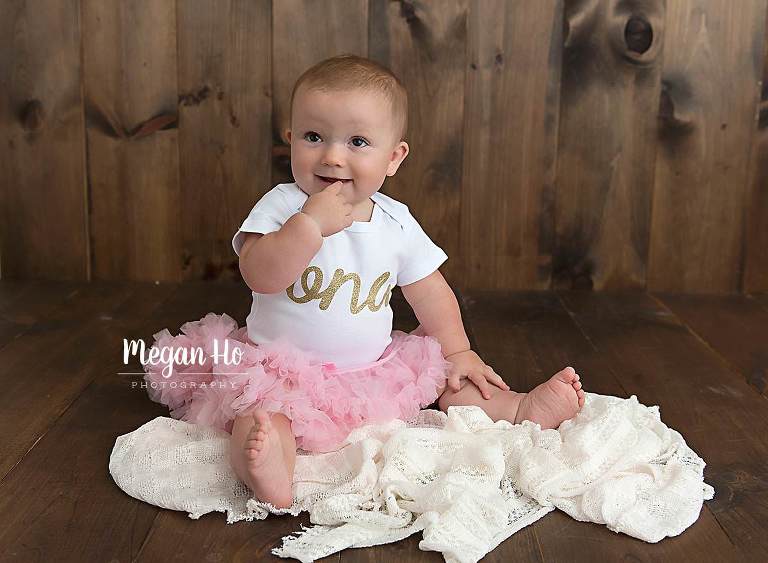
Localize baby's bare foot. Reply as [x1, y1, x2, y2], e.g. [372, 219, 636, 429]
[514, 367, 585, 429]
[243, 409, 293, 509]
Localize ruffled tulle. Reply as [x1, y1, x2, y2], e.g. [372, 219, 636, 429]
[141, 313, 452, 453]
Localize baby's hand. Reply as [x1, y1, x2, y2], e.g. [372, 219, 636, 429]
[301, 182, 354, 237]
[445, 350, 510, 400]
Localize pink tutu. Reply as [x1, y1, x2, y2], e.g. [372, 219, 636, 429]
[141, 313, 452, 453]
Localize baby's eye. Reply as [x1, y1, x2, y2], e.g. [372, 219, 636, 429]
[303, 131, 321, 143]
[350, 137, 369, 148]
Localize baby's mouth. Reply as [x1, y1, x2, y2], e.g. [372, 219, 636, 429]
[316, 175, 351, 184]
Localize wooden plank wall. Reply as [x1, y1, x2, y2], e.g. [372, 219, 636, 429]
[746, 3, 768, 293]
[2, 0, 767, 294]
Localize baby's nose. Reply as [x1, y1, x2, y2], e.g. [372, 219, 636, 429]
[321, 144, 345, 166]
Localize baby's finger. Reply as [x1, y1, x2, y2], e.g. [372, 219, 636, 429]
[336, 187, 352, 203]
[469, 373, 493, 400]
[448, 374, 461, 392]
[486, 367, 509, 390]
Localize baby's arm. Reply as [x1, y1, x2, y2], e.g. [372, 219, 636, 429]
[402, 270, 509, 396]
[239, 212, 322, 294]
[400, 270, 470, 357]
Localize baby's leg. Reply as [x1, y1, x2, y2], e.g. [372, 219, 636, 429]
[438, 367, 585, 430]
[229, 409, 296, 509]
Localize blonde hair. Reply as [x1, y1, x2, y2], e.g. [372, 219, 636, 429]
[290, 54, 408, 142]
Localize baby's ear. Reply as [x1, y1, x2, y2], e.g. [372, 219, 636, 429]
[386, 141, 409, 176]
[284, 129, 292, 144]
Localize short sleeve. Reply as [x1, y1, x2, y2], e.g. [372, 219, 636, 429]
[231, 188, 295, 256]
[397, 218, 448, 286]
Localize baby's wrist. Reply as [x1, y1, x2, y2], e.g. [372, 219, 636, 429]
[445, 348, 471, 359]
[295, 210, 323, 239]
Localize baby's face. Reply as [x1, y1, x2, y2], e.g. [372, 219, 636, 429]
[286, 86, 409, 207]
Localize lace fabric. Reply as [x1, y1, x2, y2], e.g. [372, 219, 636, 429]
[109, 393, 714, 563]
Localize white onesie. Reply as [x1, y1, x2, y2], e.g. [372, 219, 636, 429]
[231, 182, 448, 369]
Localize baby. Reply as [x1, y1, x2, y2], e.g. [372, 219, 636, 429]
[143, 54, 584, 510]
[234, 55, 584, 508]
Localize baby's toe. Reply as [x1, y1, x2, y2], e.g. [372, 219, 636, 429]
[245, 434, 263, 448]
[556, 367, 576, 383]
[573, 380, 582, 391]
[247, 428, 266, 442]
[253, 410, 271, 430]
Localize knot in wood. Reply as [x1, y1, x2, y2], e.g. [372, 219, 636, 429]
[624, 15, 653, 54]
[21, 99, 45, 131]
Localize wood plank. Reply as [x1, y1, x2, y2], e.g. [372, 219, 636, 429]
[653, 293, 768, 397]
[558, 291, 768, 559]
[176, 0, 273, 282]
[461, 0, 562, 291]
[0, 280, 80, 314]
[649, 0, 768, 292]
[0, 358, 163, 562]
[462, 290, 736, 562]
[0, 281, 177, 479]
[83, 0, 181, 282]
[272, 0, 368, 185]
[370, 0, 468, 289]
[0, 282, 263, 562]
[749, 293, 768, 311]
[0, 281, 80, 347]
[0, 281, 35, 309]
[0, 280, 180, 558]
[0, 0, 88, 280]
[555, 0, 664, 290]
[744, 2, 768, 292]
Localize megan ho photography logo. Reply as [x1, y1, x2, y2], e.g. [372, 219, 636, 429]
[121, 338, 245, 385]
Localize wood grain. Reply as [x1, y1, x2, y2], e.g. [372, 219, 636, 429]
[461, 0, 563, 291]
[3, 2, 768, 292]
[0, 282, 195, 561]
[1, 283, 766, 559]
[559, 290, 768, 560]
[555, 0, 665, 291]
[369, 0, 468, 288]
[649, 0, 768, 293]
[271, 0, 369, 185]
[0, 362, 164, 562]
[460, 290, 737, 562]
[0, 282, 251, 562]
[0, 0, 88, 280]
[744, 3, 768, 293]
[0, 280, 80, 348]
[0, 281, 175, 480]
[83, 0, 181, 282]
[177, 0, 273, 282]
[750, 292, 768, 311]
[652, 292, 768, 397]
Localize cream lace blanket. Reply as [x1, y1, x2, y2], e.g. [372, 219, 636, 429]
[109, 393, 714, 563]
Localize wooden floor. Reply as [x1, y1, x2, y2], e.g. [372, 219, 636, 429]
[0, 280, 766, 562]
